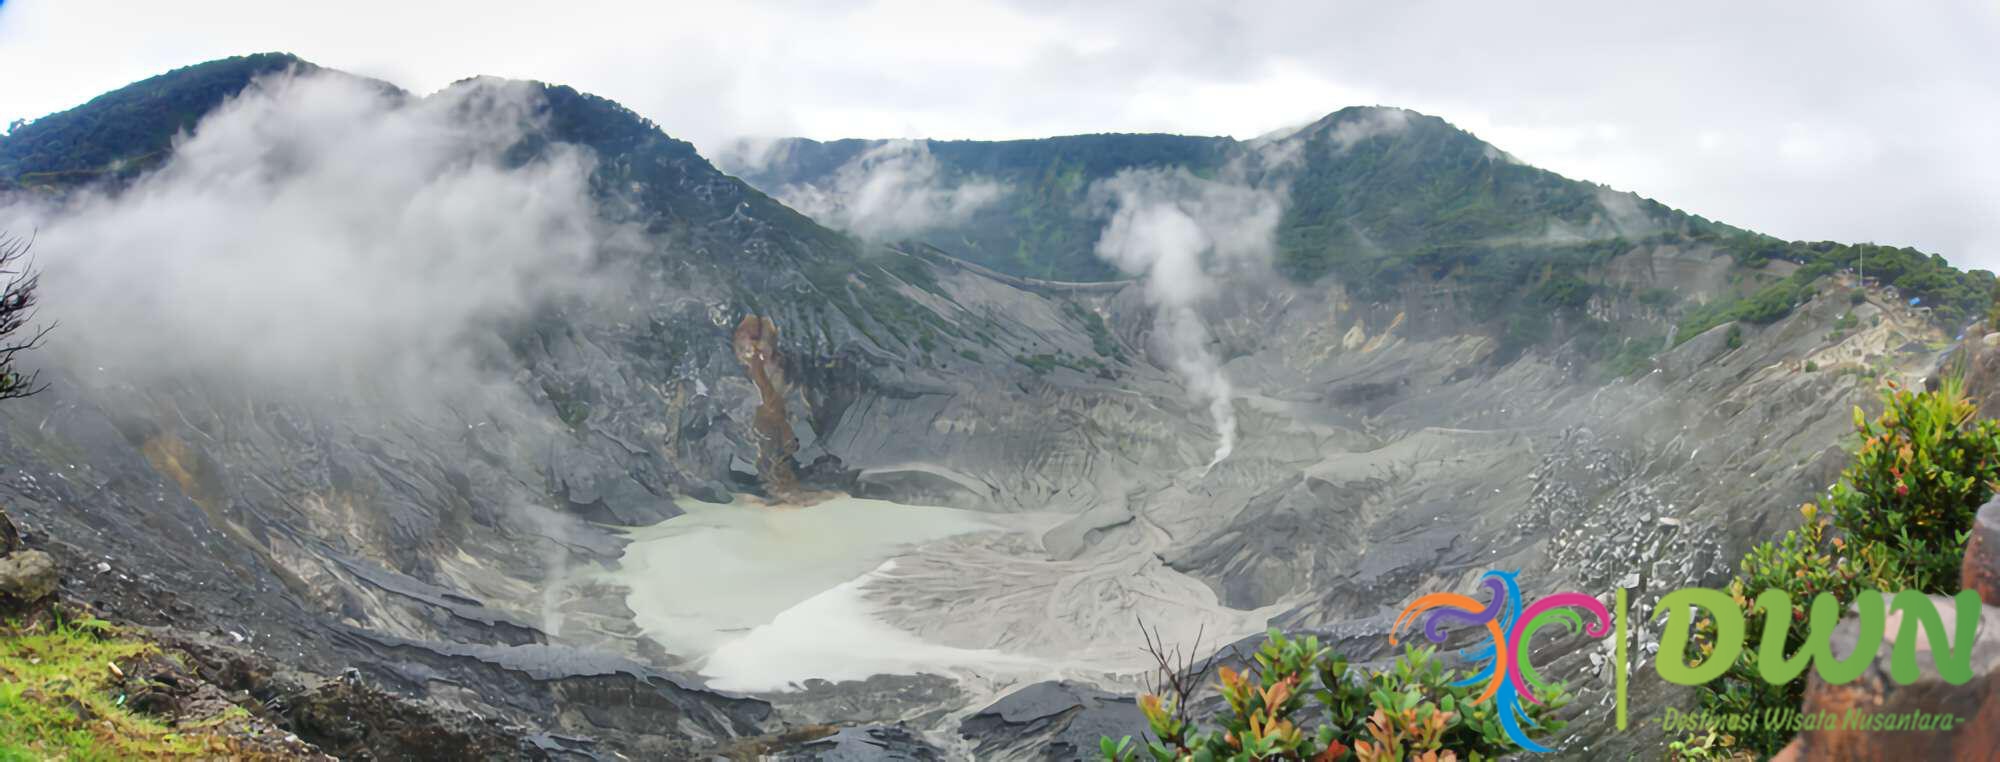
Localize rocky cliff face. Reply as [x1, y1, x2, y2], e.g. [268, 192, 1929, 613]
[0, 55, 1974, 759]
[0, 55, 936, 756]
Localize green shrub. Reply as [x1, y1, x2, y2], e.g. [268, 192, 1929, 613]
[1638, 287, 1677, 310]
[1687, 378, 1998, 756]
[1986, 277, 2000, 330]
[1498, 310, 1552, 360]
[1599, 334, 1664, 380]
[1018, 352, 1088, 375]
[554, 398, 590, 429]
[1102, 630, 1568, 761]
[1065, 301, 1128, 362]
[1664, 729, 1736, 761]
[1826, 377, 2000, 592]
[1688, 505, 1906, 755]
[1531, 273, 1593, 310]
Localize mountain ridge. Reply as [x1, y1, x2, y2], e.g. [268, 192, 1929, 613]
[0, 54, 1989, 760]
[6, 54, 1981, 333]
[721, 104, 1728, 281]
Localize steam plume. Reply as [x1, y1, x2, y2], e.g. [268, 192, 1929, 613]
[1091, 168, 1281, 467]
[769, 140, 1006, 240]
[0, 69, 626, 637]
[2, 70, 615, 402]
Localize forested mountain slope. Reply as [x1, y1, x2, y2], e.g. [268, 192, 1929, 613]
[0, 55, 1988, 758]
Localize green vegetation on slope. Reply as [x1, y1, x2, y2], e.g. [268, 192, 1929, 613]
[1670, 233, 1994, 346]
[1717, 234, 1993, 328]
[1671, 264, 1820, 346]
[741, 108, 1997, 376]
[1273, 110, 1698, 286]
[17, 57, 1994, 370]
[0, 53, 308, 190]
[733, 133, 1230, 281]
[0, 613, 252, 759]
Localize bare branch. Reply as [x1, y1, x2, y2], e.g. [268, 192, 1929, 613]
[0, 232, 51, 400]
[1135, 616, 1233, 750]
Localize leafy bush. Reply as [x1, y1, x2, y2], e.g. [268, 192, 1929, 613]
[1674, 276, 1809, 346]
[1531, 274, 1593, 310]
[1687, 505, 1906, 755]
[1103, 630, 1568, 761]
[1638, 288, 1677, 311]
[1598, 333, 1664, 380]
[1497, 310, 1552, 360]
[1826, 377, 2000, 592]
[1986, 277, 2000, 330]
[1018, 352, 1097, 375]
[1687, 378, 1998, 756]
[1066, 301, 1128, 362]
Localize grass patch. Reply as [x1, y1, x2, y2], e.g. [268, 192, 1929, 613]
[1061, 301, 1126, 363]
[0, 613, 239, 759]
[1597, 332, 1664, 380]
[1673, 270, 1816, 346]
[1016, 351, 1104, 376]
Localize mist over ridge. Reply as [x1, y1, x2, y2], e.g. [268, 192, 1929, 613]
[0, 52, 1990, 760]
[4, 69, 624, 406]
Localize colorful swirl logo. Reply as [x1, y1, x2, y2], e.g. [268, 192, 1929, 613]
[1391, 570, 1613, 753]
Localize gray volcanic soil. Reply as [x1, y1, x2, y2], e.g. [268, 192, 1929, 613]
[0, 63, 1956, 760]
[3, 229, 1944, 759]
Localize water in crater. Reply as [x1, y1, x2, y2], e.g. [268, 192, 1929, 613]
[610, 495, 1056, 692]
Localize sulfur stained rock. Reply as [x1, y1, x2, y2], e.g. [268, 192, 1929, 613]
[732, 314, 805, 502]
[1787, 593, 2000, 760]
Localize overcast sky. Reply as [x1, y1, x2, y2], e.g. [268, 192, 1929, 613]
[3, 1, 1997, 269]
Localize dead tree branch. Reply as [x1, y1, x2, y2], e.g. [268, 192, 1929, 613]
[1136, 616, 1232, 748]
[0, 232, 51, 401]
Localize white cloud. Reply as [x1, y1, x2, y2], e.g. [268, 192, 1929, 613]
[1, 70, 619, 401]
[768, 140, 1008, 240]
[1090, 168, 1282, 466]
[1327, 107, 1410, 151]
[2, 1, 1997, 268]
